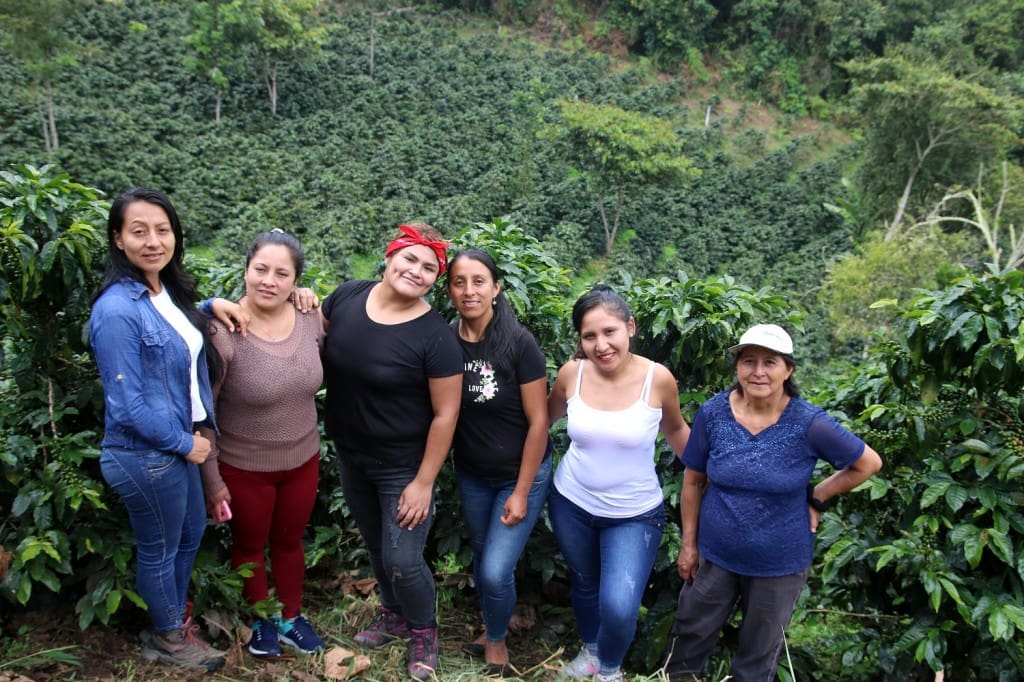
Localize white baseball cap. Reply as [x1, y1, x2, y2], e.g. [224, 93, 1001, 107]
[728, 324, 794, 356]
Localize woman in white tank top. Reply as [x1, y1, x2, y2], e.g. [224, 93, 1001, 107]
[547, 285, 691, 682]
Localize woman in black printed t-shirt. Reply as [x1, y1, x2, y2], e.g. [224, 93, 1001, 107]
[446, 248, 552, 678]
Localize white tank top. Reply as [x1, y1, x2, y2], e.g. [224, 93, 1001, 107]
[553, 359, 663, 518]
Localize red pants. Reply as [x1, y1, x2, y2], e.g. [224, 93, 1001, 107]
[220, 453, 319, 618]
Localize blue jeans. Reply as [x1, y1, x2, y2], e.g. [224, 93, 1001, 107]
[339, 456, 437, 629]
[456, 456, 552, 642]
[549, 486, 665, 672]
[100, 448, 206, 633]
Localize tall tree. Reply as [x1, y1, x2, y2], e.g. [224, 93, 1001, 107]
[550, 99, 699, 255]
[222, 0, 327, 116]
[911, 162, 1024, 274]
[0, 0, 79, 152]
[844, 54, 1021, 240]
[185, 0, 248, 123]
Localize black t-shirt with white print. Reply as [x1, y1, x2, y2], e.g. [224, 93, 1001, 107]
[452, 324, 550, 481]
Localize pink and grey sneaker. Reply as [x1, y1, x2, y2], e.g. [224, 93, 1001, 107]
[406, 626, 439, 680]
[140, 623, 226, 672]
[353, 607, 411, 648]
[561, 645, 599, 678]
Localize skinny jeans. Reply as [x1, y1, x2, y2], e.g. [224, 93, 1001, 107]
[456, 456, 552, 642]
[100, 447, 205, 633]
[338, 455, 436, 629]
[549, 486, 664, 672]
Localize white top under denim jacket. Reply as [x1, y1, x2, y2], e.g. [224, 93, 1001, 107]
[90, 276, 217, 456]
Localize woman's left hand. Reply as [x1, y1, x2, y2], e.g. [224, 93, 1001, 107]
[809, 506, 821, 533]
[501, 491, 527, 526]
[212, 298, 250, 335]
[396, 479, 432, 530]
[291, 287, 319, 313]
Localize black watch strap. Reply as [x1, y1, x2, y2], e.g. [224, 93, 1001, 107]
[807, 483, 832, 512]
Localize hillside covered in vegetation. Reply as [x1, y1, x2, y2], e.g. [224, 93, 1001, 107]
[2, 0, 1023, 680]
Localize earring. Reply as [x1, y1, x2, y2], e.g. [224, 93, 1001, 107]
[491, 299, 496, 307]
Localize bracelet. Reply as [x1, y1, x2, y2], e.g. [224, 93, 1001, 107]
[807, 483, 832, 512]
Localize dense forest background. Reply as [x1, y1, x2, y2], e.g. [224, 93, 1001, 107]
[1, 0, 1023, 680]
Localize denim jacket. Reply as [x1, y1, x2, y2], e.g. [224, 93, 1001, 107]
[89, 276, 217, 456]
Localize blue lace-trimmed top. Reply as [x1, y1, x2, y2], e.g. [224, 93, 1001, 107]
[682, 390, 865, 576]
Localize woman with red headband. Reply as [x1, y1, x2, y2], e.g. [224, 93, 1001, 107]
[321, 223, 462, 680]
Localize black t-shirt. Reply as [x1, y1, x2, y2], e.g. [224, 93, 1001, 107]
[452, 324, 551, 480]
[322, 280, 462, 470]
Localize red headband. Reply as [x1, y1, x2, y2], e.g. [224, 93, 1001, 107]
[385, 224, 451, 273]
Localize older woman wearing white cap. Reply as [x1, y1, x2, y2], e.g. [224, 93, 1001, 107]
[662, 324, 882, 682]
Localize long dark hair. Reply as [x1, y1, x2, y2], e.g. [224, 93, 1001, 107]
[571, 284, 632, 359]
[94, 188, 222, 379]
[447, 248, 526, 376]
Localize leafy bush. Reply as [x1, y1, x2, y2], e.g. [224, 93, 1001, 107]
[0, 164, 113, 618]
[813, 271, 1024, 678]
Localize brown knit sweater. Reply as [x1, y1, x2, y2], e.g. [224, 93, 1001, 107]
[200, 309, 324, 495]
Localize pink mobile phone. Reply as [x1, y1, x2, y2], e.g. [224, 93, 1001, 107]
[215, 500, 232, 522]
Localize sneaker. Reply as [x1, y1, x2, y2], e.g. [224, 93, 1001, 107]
[140, 624, 226, 672]
[407, 626, 439, 680]
[560, 645, 599, 678]
[354, 607, 411, 648]
[597, 670, 624, 682]
[248, 618, 282, 658]
[276, 614, 325, 653]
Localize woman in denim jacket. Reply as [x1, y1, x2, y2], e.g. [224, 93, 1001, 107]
[89, 188, 226, 673]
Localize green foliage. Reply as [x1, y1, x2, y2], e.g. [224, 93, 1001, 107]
[184, 0, 249, 121]
[0, 2, 1021, 677]
[626, 271, 797, 395]
[0, 0, 82, 150]
[442, 217, 575, 359]
[625, 0, 717, 66]
[821, 228, 971, 345]
[215, 0, 329, 116]
[0, 0, 79, 80]
[814, 269, 1024, 678]
[958, 0, 1024, 70]
[0, 164, 113, 620]
[844, 53, 1023, 232]
[550, 98, 700, 254]
[0, 640, 81, 672]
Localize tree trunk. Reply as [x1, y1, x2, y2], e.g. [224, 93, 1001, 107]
[369, 13, 376, 78]
[215, 89, 222, 124]
[597, 193, 624, 255]
[46, 80, 59, 150]
[886, 163, 919, 241]
[885, 126, 956, 241]
[38, 97, 52, 154]
[597, 200, 613, 255]
[266, 64, 278, 116]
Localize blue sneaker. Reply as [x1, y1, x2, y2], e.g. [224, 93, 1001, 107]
[276, 614, 326, 653]
[248, 618, 281, 658]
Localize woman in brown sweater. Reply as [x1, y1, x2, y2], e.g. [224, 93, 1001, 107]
[200, 229, 325, 658]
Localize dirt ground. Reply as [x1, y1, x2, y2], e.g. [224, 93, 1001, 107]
[0, 579, 575, 682]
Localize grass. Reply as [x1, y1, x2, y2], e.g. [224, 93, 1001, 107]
[92, 588, 694, 681]
[2, 571, 727, 681]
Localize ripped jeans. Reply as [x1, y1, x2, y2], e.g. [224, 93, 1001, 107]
[339, 457, 436, 629]
[549, 486, 665, 671]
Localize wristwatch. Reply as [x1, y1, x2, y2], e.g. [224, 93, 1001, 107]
[806, 483, 832, 512]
